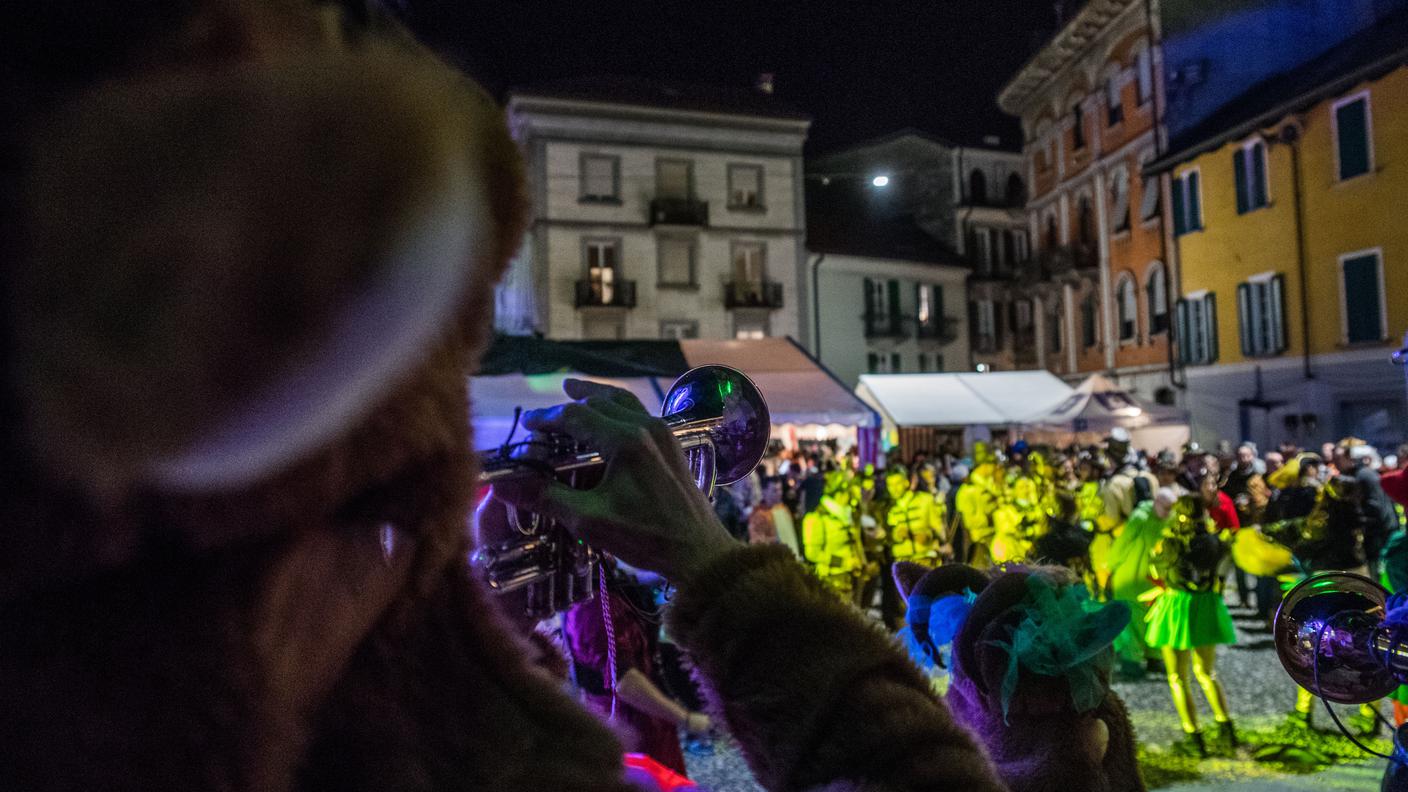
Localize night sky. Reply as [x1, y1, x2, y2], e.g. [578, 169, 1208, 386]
[392, 1, 1062, 153]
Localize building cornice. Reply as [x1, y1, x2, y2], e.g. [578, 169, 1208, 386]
[997, 0, 1140, 117]
[509, 95, 811, 135]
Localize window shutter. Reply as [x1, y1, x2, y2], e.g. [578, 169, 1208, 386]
[891, 353, 902, 373]
[1176, 299, 1191, 362]
[1187, 172, 1202, 229]
[1233, 149, 1249, 214]
[1343, 254, 1383, 343]
[1336, 98, 1370, 180]
[969, 301, 980, 343]
[1171, 177, 1186, 235]
[935, 285, 945, 320]
[1205, 292, 1219, 363]
[995, 301, 1006, 347]
[1237, 283, 1252, 356]
[1140, 175, 1160, 221]
[1252, 144, 1268, 208]
[1270, 274, 1286, 352]
[887, 279, 901, 319]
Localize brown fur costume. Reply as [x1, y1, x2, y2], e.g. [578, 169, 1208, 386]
[3, 3, 1006, 790]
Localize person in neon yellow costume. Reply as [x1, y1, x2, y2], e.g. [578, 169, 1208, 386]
[885, 465, 944, 564]
[956, 442, 1001, 567]
[802, 469, 866, 602]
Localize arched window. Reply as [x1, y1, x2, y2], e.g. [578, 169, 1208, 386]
[1044, 212, 1059, 251]
[1117, 275, 1138, 341]
[1109, 164, 1130, 233]
[969, 169, 988, 205]
[1077, 196, 1093, 246]
[1006, 173, 1026, 207]
[1146, 261, 1169, 334]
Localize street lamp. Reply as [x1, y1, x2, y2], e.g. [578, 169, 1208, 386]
[871, 174, 890, 188]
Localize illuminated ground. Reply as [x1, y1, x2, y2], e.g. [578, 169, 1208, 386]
[685, 604, 1393, 791]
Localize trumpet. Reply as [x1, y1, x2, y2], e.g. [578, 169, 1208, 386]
[1273, 571, 1408, 704]
[471, 365, 770, 618]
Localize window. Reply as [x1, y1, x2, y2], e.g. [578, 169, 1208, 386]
[580, 153, 619, 202]
[1341, 250, 1385, 343]
[1116, 276, 1138, 342]
[866, 352, 903, 373]
[660, 320, 699, 340]
[917, 353, 931, 373]
[975, 299, 997, 350]
[1015, 299, 1034, 331]
[657, 237, 695, 286]
[1044, 214, 1058, 250]
[1014, 231, 1030, 262]
[1176, 292, 1219, 365]
[728, 164, 764, 209]
[1233, 140, 1269, 213]
[1236, 273, 1286, 356]
[1140, 171, 1161, 221]
[584, 238, 621, 303]
[1081, 293, 1098, 348]
[733, 313, 769, 340]
[656, 159, 693, 199]
[1106, 74, 1124, 126]
[1146, 262, 1169, 335]
[1077, 196, 1093, 245]
[732, 242, 766, 284]
[1333, 93, 1373, 181]
[1171, 170, 1202, 234]
[971, 227, 991, 271]
[1006, 173, 1025, 206]
[1109, 166, 1131, 233]
[969, 169, 988, 204]
[916, 283, 943, 324]
[1072, 103, 1086, 149]
[1050, 307, 1063, 352]
[1135, 46, 1153, 105]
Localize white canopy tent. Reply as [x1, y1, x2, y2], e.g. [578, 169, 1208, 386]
[1022, 374, 1190, 452]
[856, 371, 1075, 428]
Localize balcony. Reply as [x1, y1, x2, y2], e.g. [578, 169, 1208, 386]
[649, 197, 709, 227]
[574, 279, 637, 308]
[1036, 243, 1098, 278]
[864, 313, 908, 340]
[724, 280, 783, 310]
[915, 315, 961, 344]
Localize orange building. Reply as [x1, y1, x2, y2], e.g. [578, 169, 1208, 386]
[997, 0, 1176, 404]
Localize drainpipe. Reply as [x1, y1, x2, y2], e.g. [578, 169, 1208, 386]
[1285, 125, 1313, 382]
[810, 252, 827, 359]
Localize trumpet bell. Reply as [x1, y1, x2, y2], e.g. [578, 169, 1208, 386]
[1273, 572, 1398, 704]
[662, 364, 770, 486]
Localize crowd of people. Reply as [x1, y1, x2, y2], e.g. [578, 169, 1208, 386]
[713, 429, 1408, 759]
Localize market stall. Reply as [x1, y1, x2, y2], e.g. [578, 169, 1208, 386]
[856, 371, 1074, 457]
[1021, 374, 1191, 452]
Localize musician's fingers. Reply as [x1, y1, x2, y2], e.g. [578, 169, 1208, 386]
[521, 400, 632, 454]
[562, 378, 648, 415]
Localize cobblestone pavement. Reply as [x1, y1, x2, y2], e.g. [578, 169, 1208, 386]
[684, 603, 1393, 791]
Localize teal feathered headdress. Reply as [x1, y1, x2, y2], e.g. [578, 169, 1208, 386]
[986, 575, 1129, 722]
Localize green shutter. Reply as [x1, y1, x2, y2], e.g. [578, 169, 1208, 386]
[1237, 282, 1252, 356]
[1336, 98, 1371, 180]
[1233, 149, 1249, 214]
[1176, 299, 1191, 361]
[1171, 176, 1186, 235]
[1343, 253, 1383, 343]
[1187, 171, 1202, 230]
[1252, 144, 1268, 208]
[1206, 292, 1219, 363]
[1270, 274, 1286, 352]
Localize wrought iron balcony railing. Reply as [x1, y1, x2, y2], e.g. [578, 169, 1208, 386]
[574, 279, 637, 308]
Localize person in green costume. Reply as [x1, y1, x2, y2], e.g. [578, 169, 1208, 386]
[1104, 487, 1176, 677]
[1145, 494, 1238, 758]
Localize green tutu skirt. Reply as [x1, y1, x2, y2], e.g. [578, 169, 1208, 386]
[1144, 589, 1236, 650]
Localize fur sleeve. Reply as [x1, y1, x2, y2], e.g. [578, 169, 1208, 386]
[667, 545, 1006, 792]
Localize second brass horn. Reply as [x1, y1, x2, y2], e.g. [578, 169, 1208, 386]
[1273, 571, 1408, 704]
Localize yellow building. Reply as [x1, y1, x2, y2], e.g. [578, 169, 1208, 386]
[1149, 35, 1408, 450]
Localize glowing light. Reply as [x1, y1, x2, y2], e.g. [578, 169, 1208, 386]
[976, 363, 990, 373]
[871, 174, 890, 187]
